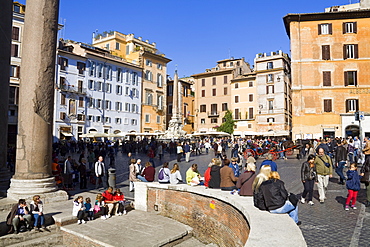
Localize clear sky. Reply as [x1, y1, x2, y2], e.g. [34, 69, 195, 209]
[19, 0, 360, 78]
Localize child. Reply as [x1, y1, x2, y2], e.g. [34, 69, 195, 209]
[345, 163, 361, 210]
[84, 197, 93, 221]
[94, 194, 109, 220]
[113, 189, 127, 215]
[72, 196, 87, 224]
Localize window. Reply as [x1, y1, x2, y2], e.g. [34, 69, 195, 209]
[201, 90, 205, 97]
[145, 114, 150, 123]
[323, 99, 332, 112]
[11, 44, 19, 57]
[202, 79, 205, 87]
[157, 74, 163, 87]
[344, 44, 358, 59]
[267, 62, 273, 70]
[249, 81, 253, 87]
[224, 76, 227, 84]
[106, 66, 112, 80]
[104, 100, 111, 110]
[222, 103, 228, 111]
[125, 86, 130, 95]
[89, 61, 96, 77]
[201, 118, 205, 124]
[131, 119, 137, 125]
[9, 86, 19, 105]
[132, 104, 138, 113]
[146, 60, 152, 66]
[126, 45, 130, 55]
[59, 77, 66, 89]
[10, 65, 20, 78]
[88, 98, 94, 108]
[77, 114, 85, 121]
[145, 70, 152, 81]
[235, 109, 240, 120]
[96, 116, 101, 122]
[230, 62, 233, 67]
[249, 108, 254, 119]
[212, 88, 216, 96]
[78, 97, 84, 108]
[267, 117, 275, 123]
[235, 83, 239, 89]
[87, 115, 93, 121]
[267, 74, 274, 82]
[78, 80, 83, 93]
[344, 71, 357, 86]
[105, 83, 112, 93]
[343, 22, 357, 34]
[346, 99, 359, 112]
[248, 124, 252, 129]
[97, 63, 103, 78]
[60, 94, 66, 105]
[146, 93, 153, 105]
[12, 27, 20, 41]
[318, 23, 332, 35]
[96, 99, 102, 109]
[105, 117, 111, 123]
[116, 118, 121, 124]
[115, 42, 120, 50]
[211, 118, 218, 124]
[116, 85, 122, 95]
[124, 103, 130, 112]
[157, 63, 162, 69]
[268, 100, 274, 111]
[249, 94, 253, 102]
[223, 87, 227, 95]
[117, 68, 122, 82]
[212, 77, 216, 85]
[157, 116, 161, 124]
[266, 85, 274, 94]
[94, 81, 102, 91]
[211, 104, 217, 115]
[323, 71, 331, 86]
[77, 62, 86, 75]
[58, 57, 68, 70]
[157, 95, 163, 110]
[322, 45, 330, 60]
[235, 95, 239, 103]
[60, 112, 66, 120]
[168, 104, 173, 114]
[105, 44, 110, 50]
[14, 5, 20, 13]
[200, 105, 206, 112]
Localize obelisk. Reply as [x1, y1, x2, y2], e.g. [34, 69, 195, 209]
[173, 70, 179, 119]
[7, 0, 68, 202]
[0, 0, 12, 195]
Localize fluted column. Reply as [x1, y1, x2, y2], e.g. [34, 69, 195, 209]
[7, 0, 67, 202]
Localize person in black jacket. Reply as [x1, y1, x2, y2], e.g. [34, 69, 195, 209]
[335, 140, 348, 185]
[300, 154, 317, 205]
[208, 159, 222, 188]
[260, 171, 301, 225]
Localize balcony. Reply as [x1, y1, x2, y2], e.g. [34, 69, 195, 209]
[207, 111, 219, 117]
[58, 84, 87, 95]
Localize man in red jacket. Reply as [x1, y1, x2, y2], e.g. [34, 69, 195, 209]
[102, 187, 118, 217]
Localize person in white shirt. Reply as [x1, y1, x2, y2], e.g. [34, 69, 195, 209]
[95, 156, 107, 189]
[158, 162, 171, 183]
[170, 163, 183, 185]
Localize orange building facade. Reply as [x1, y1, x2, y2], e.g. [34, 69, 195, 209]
[284, 4, 370, 140]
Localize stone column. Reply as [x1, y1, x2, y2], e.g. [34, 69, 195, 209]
[0, 0, 12, 195]
[7, 0, 67, 203]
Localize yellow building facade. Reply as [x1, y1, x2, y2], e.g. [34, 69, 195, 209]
[284, 4, 370, 140]
[92, 31, 171, 133]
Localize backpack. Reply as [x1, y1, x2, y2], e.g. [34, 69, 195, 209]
[158, 168, 164, 180]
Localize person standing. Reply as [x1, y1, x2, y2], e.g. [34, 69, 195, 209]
[176, 144, 183, 162]
[345, 163, 361, 210]
[147, 147, 155, 168]
[95, 156, 108, 190]
[129, 159, 138, 192]
[363, 137, 370, 166]
[314, 148, 333, 204]
[335, 140, 348, 185]
[64, 156, 73, 188]
[184, 142, 191, 163]
[157, 144, 163, 161]
[300, 154, 317, 205]
[260, 153, 277, 172]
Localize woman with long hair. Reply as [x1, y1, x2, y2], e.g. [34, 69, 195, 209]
[300, 154, 317, 205]
[170, 163, 183, 184]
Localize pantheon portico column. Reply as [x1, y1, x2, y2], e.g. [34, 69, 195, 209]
[7, 0, 67, 202]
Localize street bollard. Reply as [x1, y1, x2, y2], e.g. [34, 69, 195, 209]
[108, 168, 116, 189]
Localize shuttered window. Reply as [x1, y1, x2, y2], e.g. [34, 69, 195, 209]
[224, 76, 227, 84]
[344, 71, 357, 86]
[343, 22, 357, 34]
[345, 99, 359, 112]
[322, 45, 330, 60]
[201, 79, 205, 87]
[201, 90, 205, 97]
[323, 71, 331, 86]
[249, 107, 254, 119]
[318, 23, 332, 35]
[343, 44, 358, 59]
[323, 99, 332, 112]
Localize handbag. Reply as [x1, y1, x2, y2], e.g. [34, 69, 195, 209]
[288, 193, 298, 207]
[318, 156, 331, 168]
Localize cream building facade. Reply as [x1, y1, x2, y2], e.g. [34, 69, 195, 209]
[284, 0, 370, 140]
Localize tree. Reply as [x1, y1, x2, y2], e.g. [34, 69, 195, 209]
[216, 110, 235, 134]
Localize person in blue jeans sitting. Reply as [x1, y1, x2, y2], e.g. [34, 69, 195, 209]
[30, 195, 46, 231]
[259, 171, 301, 225]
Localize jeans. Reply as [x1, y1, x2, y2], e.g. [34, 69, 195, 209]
[12, 215, 32, 231]
[335, 161, 346, 183]
[270, 201, 299, 223]
[137, 175, 148, 182]
[95, 175, 108, 189]
[302, 180, 314, 201]
[317, 175, 329, 201]
[33, 213, 45, 227]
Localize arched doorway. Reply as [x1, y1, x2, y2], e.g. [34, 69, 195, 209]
[345, 125, 359, 138]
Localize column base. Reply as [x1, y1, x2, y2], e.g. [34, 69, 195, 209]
[7, 177, 68, 203]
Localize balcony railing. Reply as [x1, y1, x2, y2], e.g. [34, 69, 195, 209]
[58, 84, 87, 95]
[207, 111, 219, 117]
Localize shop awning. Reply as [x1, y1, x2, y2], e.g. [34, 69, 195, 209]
[61, 132, 73, 137]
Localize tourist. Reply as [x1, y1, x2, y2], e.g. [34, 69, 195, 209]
[186, 164, 203, 186]
[252, 165, 271, 192]
[158, 162, 171, 183]
[84, 197, 94, 221]
[6, 199, 32, 234]
[139, 162, 155, 182]
[78, 158, 87, 189]
[236, 163, 257, 196]
[209, 158, 222, 189]
[259, 153, 277, 171]
[259, 172, 301, 225]
[335, 140, 348, 185]
[95, 156, 108, 189]
[229, 157, 241, 177]
[102, 187, 118, 217]
[314, 148, 333, 204]
[345, 163, 361, 210]
[72, 196, 88, 224]
[170, 163, 183, 184]
[129, 158, 139, 192]
[203, 162, 213, 188]
[113, 188, 127, 215]
[94, 194, 109, 220]
[220, 159, 237, 191]
[300, 154, 317, 205]
[30, 195, 46, 231]
[177, 144, 183, 162]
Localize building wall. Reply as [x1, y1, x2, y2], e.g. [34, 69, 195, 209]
[286, 10, 370, 140]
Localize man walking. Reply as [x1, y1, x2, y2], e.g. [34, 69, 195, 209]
[314, 148, 333, 204]
[95, 156, 108, 189]
[184, 142, 191, 162]
[335, 140, 347, 185]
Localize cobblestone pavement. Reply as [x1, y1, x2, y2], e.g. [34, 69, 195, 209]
[68, 148, 370, 247]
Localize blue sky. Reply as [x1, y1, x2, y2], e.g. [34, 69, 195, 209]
[19, 0, 360, 77]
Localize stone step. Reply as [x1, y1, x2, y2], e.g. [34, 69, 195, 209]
[0, 225, 59, 246]
[6, 232, 62, 247]
[173, 237, 211, 247]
